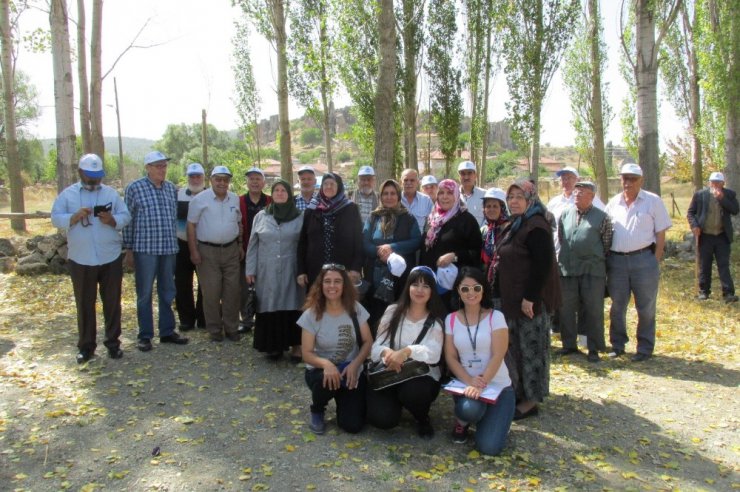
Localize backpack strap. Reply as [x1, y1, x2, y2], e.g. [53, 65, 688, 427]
[412, 314, 437, 345]
[350, 312, 362, 349]
[449, 311, 457, 332]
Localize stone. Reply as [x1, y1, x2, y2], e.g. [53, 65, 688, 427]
[677, 251, 695, 262]
[17, 252, 45, 266]
[0, 256, 15, 273]
[0, 238, 16, 257]
[683, 232, 695, 242]
[25, 235, 44, 252]
[48, 255, 68, 275]
[15, 262, 49, 276]
[57, 244, 68, 261]
[38, 233, 66, 259]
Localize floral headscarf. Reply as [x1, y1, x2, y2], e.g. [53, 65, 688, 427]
[370, 179, 408, 238]
[309, 172, 351, 216]
[425, 179, 465, 249]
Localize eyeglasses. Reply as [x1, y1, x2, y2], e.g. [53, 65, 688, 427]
[458, 284, 483, 294]
[321, 263, 346, 271]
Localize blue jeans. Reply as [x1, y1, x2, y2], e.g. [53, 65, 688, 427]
[607, 250, 659, 355]
[455, 386, 515, 456]
[134, 253, 176, 340]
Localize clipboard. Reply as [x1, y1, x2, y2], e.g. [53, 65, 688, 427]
[442, 378, 505, 404]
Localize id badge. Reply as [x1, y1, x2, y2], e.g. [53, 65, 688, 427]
[467, 358, 482, 369]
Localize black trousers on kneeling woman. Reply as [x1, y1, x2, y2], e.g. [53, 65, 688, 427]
[366, 375, 441, 428]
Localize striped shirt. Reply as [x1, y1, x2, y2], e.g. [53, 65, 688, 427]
[123, 177, 178, 255]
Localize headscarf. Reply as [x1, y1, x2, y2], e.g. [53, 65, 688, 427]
[498, 178, 547, 245]
[264, 179, 301, 224]
[481, 197, 509, 282]
[309, 172, 351, 216]
[425, 178, 464, 249]
[370, 179, 408, 238]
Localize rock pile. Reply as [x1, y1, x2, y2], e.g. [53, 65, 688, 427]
[0, 233, 69, 275]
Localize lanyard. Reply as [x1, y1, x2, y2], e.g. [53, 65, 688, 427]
[461, 309, 481, 356]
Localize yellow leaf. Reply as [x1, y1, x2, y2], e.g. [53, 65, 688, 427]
[468, 450, 481, 459]
[468, 477, 478, 484]
[527, 477, 541, 486]
[13, 473, 28, 480]
[239, 475, 252, 481]
[306, 486, 317, 490]
[621, 471, 638, 479]
[411, 470, 432, 479]
[285, 444, 296, 452]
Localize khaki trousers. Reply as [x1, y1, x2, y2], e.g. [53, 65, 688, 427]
[196, 241, 241, 337]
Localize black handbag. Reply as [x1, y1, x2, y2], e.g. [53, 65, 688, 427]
[366, 315, 437, 391]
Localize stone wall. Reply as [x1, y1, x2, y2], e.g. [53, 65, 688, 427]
[0, 233, 69, 275]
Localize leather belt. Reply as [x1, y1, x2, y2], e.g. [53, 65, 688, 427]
[611, 245, 652, 256]
[198, 239, 238, 248]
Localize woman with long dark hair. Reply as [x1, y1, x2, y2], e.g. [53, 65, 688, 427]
[366, 266, 445, 438]
[298, 264, 373, 435]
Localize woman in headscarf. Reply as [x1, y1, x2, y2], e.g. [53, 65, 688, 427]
[362, 179, 422, 331]
[419, 178, 482, 311]
[297, 173, 364, 288]
[246, 179, 305, 361]
[495, 179, 560, 420]
[480, 188, 509, 309]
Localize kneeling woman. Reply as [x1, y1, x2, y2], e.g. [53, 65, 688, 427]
[367, 266, 446, 438]
[444, 267, 515, 455]
[298, 264, 373, 435]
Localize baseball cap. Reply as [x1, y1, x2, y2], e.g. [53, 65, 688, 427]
[555, 166, 579, 178]
[619, 163, 643, 176]
[436, 264, 458, 295]
[298, 165, 315, 175]
[245, 167, 265, 177]
[78, 154, 105, 178]
[211, 165, 232, 177]
[358, 166, 375, 176]
[387, 253, 407, 277]
[186, 163, 205, 175]
[144, 151, 171, 165]
[420, 175, 438, 186]
[482, 187, 506, 202]
[457, 161, 476, 172]
[709, 171, 725, 182]
[574, 181, 596, 192]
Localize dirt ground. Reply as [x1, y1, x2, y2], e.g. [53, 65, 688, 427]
[0, 264, 738, 491]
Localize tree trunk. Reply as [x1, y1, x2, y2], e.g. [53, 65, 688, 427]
[0, 0, 26, 231]
[89, 0, 104, 161]
[201, 109, 208, 167]
[50, 0, 77, 191]
[402, 0, 417, 172]
[76, 0, 91, 154]
[274, 0, 292, 185]
[588, 0, 608, 202]
[480, 23, 492, 187]
[114, 77, 124, 184]
[529, 102, 541, 186]
[374, 0, 396, 183]
[634, 0, 661, 195]
[319, 14, 333, 172]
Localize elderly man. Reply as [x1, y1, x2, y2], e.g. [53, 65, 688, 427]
[605, 163, 672, 362]
[457, 161, 486, 225]
[52, 154, 131, 363]
[124, 151, 189, 352]
[421, 175, 438, 203]
[188, 166, 243, 342]
[175, 163, 206, 332]
[557, 181, 612, 363]
[687, 172, 739, 303]
[400, 168, 433, 233]
[295, 165, 318, 211]
[349, 165, 379, 223]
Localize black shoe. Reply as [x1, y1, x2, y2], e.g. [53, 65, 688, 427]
[226, 333, 241, 342]
[290, 355, 303, 364]
[108, 347, 123, 359]
[160, 333, 189, 345]
[723, 294, 739, 303]
[696, 292, 709, 301]
[417, 420, 434, 439]
[209, 334, 224, 342]
[557, 347, 581, 356]
[451, 422, 469, 444]
[137, 339, 152, 352]
[587, 350, 600, 363]
[179, 324, 194, 332]
[238, 323, 253, 334]
[76, 351, 92, 364]
[267, 351, 283, 361]
[632, 352, 651, 362]
[608, 348, 625, 358]
[513, 405, 539, 421]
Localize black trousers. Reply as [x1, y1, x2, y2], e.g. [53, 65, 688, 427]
[175, 239, 204, 328]
[699, 233, 735, 296]
[304, 368, 366, 433]
[68, 256, 123, 353]
[366, 375, 440, 429]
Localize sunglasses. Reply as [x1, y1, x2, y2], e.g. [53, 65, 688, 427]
[458, 284, 483, 294]
[321, 263, 346, 271]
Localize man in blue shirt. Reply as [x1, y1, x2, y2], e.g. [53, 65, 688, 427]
[123, 151, 189, 351]
[51, 154, 131, 363]
[400, 168, 433, 233]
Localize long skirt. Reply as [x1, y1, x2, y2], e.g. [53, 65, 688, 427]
[253, 310, 302, 353]
[506, 311, 551, 403]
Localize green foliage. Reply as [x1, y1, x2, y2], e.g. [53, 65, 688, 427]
[154, 123, 234, 168]
[484, 151, 520, 182]
[231, 20, 262, 144]
[297, 147, 323, 164]
[0, 71, 40, 137]
[299, 127, 323, 146]
[666, 132, 721, 182]
[337, 150, 352, 163]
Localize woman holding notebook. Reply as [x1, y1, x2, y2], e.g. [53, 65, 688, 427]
[443, 267, 515, 455]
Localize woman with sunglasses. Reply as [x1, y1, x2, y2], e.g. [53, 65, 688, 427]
[298, 264, 373, 435]
[444, 267, 514, 455]
[495, 179, 560, 421]
[366, 266, 445, 438]
[297, 173, 364, 289]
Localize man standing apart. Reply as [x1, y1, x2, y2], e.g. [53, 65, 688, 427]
[52, 154, 131, 363]
[349, 166, 379, 224]
[420, 175, 438, 203]
[124, 151, 189, 352]
[557, 181, 612, 363]
[457, 161, 486, 226]
[188, 166, 244, 342]
[239, 167, 271, 332]
[175, 163, 206, 332]
[295, 165, 318, 211]
[605, 163, 672, 362]
[687, 172, 739, 302]
[400, 168, 433, 233]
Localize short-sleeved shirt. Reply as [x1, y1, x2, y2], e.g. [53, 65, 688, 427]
[605, 189, 672, 253]
[298, 302, 369, 370]
[401, 192, 434, 232]
[187, 188, 241, 244]
[444, 310, 510, 387]
[460, 186, 486, 226]
[176, 187, 202, 242]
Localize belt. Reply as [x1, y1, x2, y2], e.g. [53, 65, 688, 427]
[611, 245, 652, 256]
[198, 239, 238, 248]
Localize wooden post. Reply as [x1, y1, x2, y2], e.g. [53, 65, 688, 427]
[201, 109, 208, 168]
[114, 77, 124, 185]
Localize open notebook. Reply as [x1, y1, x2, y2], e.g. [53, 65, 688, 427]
[443, 378, 506, 404]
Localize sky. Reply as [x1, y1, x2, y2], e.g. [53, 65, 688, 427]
[16, 0, 683, 150]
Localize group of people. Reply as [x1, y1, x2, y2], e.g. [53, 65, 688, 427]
[51, 151, 738, 456]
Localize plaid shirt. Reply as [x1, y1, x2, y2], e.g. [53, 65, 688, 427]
[295, 191, 317, 211]
[575, 205, 613, 255]
[123, 177, 178, 255]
